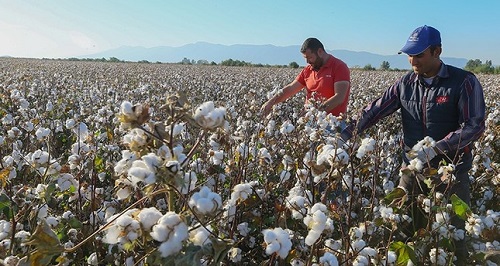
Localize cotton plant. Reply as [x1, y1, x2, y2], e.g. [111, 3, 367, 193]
[150, 212, 189, 257]
[286, 185, 312, 220]
[188, 186, 222, 216]
[127, 152, 162, 187]
[25, 149, 62, 175]
[316, 144, 349, 166]
[189, 223, 213, 246]
[356, 137, 376, 158]
[303, 203, 330, 246]
[117, 101, 150, 130]
[102, 209, 142, 248]
[279, 120, 295, 134]
[262, 227, 293, 259]
[34, 127, 51, 140]
[193, 101, 228, 130]
[229, 182, 256, 205]
[319, 252, 339, 266]
[428, 248, 449, 266]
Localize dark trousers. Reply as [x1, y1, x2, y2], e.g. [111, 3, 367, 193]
[398, 162, 470, 264]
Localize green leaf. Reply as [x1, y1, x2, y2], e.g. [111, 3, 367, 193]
[384, 187, 406, 205]
[68, 217, 83, 228]
[94, 155, 105, 172]
[389, 241, 417, 266]
[210, 238, 233, 265]
[451, 194, 471, 220]
[44, 183, 57, 203]
[0, 193, 12, 219]
[173, 245, 203, 266]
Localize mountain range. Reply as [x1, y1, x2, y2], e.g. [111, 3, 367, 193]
[80, 42, 468, 70]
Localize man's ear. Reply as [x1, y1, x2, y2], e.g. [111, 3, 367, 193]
[433, 46, 442, 58]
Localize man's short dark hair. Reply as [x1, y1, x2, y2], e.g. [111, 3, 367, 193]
[301, 38, 324, 53]
[429, 44, 442, 55]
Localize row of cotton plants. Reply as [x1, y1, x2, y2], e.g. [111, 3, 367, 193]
[0, 58, 498, 265]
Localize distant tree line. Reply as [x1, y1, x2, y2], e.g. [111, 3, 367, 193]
[177, 57, 300, 68]
[356, 61, 407, 72]
[464, 59, 500, 74]
[65, 57, 162, 64]
[48, 57, 500, 74]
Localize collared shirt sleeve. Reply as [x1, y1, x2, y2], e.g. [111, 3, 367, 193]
[435, 73, 486, 153]
[341, 78, 402, 140]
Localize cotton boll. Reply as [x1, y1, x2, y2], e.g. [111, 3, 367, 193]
[115, 215, 134, 228]
[356, 138, 375, 158]
[263, 230, 277, 243]
[138, 207, 162, 231]
[196, 198, 215, 214]
[73, 122, 89, 141]
[189, 224, 212, 246]
[229, 247, 242, 262]
[319, 252, 339, 266]
[195, 101, 214, 117]
[266, 241, 280, 255]
[35, 127, 51, 140]
[352, 239, 366, 251]
[262, 228, 292, 259]
[237, 222, 250, 236]
[87, 252, 98, 266]
[325, 239, 342, 251]
[158, 238, 183, 258]
[230, 183, 253, 204]
[120, 101, 134, 115]
[116, 187, 131, 200]
[65, 119, 76, 129]
[305, 229, 322, 246]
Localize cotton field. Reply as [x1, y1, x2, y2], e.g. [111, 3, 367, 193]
[0, 58, 498, 266]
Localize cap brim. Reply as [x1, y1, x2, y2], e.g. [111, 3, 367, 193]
[399, 43, 429, 55]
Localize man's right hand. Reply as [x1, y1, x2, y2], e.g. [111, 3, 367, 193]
[260, 99, 275, 117]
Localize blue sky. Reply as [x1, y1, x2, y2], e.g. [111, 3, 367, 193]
[2, 0, 499, 65]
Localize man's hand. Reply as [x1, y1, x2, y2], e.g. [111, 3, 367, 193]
[415, 146, 438, 162]
[260, 100, 274, 117]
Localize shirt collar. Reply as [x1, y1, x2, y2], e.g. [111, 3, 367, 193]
[412, 61, 448, 83]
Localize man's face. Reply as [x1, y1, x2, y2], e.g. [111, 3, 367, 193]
[408, 47, 441, 77]
[303, 49, 323, 71]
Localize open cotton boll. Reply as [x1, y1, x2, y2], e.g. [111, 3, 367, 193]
[317, 145, 349, 165]
[116, 187, 131, 200]
[189, 186, 222, 214]
[121, 101, 134, 115]
[73, 122, 89, 140]
[320, 252, 339, 266]
[31, 150, 50, 165]
[305, 229, 322, 246]
[356, 137, 376, 158]
[65, 119, 76, 129]
[141, 153, 162, 171]
[194, 101, 215, 117]
[263, 229, 277, 243]
[138, 207, 162, 231]
[127, 164, 155, 187]
[35, 127, 51, 140]
[115, 215, 135, 228]
[189, 224, 212, 246]
[230, 183, 253, 204]
[262, 228, 292, 259]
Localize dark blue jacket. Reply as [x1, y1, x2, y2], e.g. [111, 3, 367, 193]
[342, 62, 485, 168]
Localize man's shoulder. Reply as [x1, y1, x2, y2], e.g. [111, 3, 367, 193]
[442, 63, 475, 80]
[329, 55, 348, 67]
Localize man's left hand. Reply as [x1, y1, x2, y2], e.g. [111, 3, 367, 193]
[416, 146, 438, 162]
